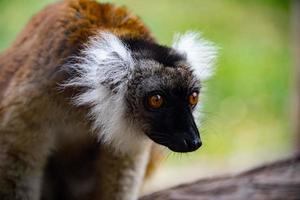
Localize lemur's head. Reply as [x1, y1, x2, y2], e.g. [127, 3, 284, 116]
[64, 32, 217, 154]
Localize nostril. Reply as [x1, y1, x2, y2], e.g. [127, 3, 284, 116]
[190, 139, 202, 150]
[195, 140, 202, 148]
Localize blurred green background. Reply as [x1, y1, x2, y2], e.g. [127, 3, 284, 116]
[0, 0, 293, 192]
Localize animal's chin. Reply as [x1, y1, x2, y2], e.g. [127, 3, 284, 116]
[167, 144, 200, 153]
[145, 132, 202, 153]
[145, 131, 170, 147]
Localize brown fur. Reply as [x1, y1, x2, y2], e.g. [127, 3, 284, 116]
[0, 1, 162, 199]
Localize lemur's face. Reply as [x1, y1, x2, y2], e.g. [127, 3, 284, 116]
[65, 32, 216, 154]
[127, 61, 202, 152]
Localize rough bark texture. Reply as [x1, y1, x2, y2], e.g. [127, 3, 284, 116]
[140, 155, 300, 200]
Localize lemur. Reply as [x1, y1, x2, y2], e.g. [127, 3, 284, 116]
[0, 0, 217, 200]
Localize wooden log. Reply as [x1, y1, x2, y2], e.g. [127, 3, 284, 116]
[140, 155, 300, 200]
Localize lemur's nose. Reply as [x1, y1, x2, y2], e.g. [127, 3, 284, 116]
[186, 138, 202, 151]
[183, 138, 202, 152]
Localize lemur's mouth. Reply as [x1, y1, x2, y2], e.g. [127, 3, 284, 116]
[146, 130, 202, 153]
[167, 137, 202, 153]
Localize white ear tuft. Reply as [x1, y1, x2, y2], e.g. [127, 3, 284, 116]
[62, 32, 147, 155]
[64, 32, 134, 91]
[172, 31, 218, 80]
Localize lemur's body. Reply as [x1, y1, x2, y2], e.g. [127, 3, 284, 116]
[0, 0, 217, 200]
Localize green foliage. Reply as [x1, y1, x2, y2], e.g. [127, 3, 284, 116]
[0, 0, 292, 165]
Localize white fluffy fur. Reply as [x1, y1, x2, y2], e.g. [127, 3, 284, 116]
[63, 32, 148, 154]
[172, 31, 218, 80]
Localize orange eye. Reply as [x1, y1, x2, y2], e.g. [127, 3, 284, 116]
[148, 94, 164, 109]
[189, 92, 199, 107]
